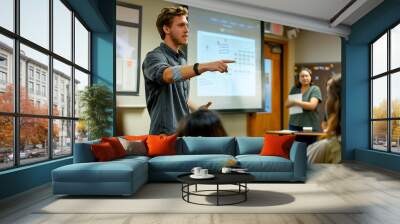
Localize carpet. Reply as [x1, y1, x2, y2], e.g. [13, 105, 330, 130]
[38, 183, 361, 214]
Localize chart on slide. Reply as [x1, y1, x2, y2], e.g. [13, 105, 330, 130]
[197, 31, 256, 96]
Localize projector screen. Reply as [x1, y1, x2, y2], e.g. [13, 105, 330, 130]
[187, 7, 263, 111]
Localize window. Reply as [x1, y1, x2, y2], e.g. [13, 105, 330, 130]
[0, 55, 7, 67]
[53, 59, 72, 117]
[0, 71, 6, 85]
[42, 85, 46, 97]
[0, 0, 14, 32]
[28, 67, 34, 80]
[20, 0, 49, 49]
[74, 17, 89, 70]
[35, 70, 41, 81]
[0, 0, 91, 170]
[28, 81, 34, 94]
[0, 54, 8, 87]
[0, 116, 13, 170]
[0, 35, 13, 113]
[36, 83, 40, 95]
[53, 119, 72, 158]
[74, 69, 89, 119]
[371, 23, 400, 154]
[53, 0, 72, 60]
[116, 2, 142, 95]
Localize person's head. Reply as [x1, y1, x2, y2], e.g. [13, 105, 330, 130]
[156, 7, 189, 47]
[296, 67, 313, 88]
[176, 109, 227, 137]
[325, 74, 341, 137]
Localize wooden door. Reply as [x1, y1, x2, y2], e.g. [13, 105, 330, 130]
[247, 41, 283, 136]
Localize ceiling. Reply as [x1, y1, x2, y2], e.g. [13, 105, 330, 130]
[165, 0, 384, 37]
[222, 0, 353, 23]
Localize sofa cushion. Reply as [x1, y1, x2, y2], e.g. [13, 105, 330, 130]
[236, 137, 263, 155]
[147, 135, 177, 157]
[101, 137, 127, 158]
[53, 157, 148, 182]
[148, 154, 235, 172]
[91, 142, 118, 161]
[124, 135, 148, 141]
[115, 155, 150, 164]
[236, 155, 293, 172]
[260, 134, 296, 159]
[177, 137, 236, 155]
[118, 137, 147, 156]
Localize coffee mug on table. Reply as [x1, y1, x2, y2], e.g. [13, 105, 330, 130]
[221, 167, 232, 174]
[199, 169, 208, 176]
[191, 167, 202, 176]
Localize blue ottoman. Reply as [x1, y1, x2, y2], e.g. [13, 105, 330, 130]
[52, 157, 148, 196]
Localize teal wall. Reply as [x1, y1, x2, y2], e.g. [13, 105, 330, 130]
[91, 0, 116, 136]
[0, 0, 116, 200]
[343, 0, 400, 171]
[0, 158, 72, 199]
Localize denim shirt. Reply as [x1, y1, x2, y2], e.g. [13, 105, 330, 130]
[142, 43, 190, 134]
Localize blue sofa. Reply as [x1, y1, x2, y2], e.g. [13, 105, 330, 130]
[52, 137, 306, 196]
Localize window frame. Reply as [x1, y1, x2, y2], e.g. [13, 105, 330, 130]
[0, 0, 92, 171]
[370, 20, 400, 154]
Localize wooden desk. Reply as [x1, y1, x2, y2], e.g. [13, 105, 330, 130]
[266, 130, 325, 137]
[266, 131, 326, 145]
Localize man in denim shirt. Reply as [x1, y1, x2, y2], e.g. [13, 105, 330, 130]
[142, 7, 234, 134]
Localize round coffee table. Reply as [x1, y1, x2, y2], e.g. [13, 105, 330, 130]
[177, 173, 255, 206]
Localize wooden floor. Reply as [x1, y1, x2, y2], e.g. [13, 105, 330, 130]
[1, 162, 400, 224]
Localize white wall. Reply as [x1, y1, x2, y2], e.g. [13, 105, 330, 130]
[117, 0, 175, 135]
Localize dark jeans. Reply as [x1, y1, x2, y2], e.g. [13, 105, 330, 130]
[288, 125, 317, 146]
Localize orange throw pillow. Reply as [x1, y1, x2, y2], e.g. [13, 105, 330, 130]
[260, 134, 296, 159]
[146, 135, 177, 157]
[91, 142, 117, 161]
[101, 137, 126, 158]
[124, 135, 148, 141]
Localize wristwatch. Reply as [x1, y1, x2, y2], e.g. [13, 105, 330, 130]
[193, 63, 200, 76]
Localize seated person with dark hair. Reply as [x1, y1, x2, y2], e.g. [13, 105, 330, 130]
[176, 109, 227, 137]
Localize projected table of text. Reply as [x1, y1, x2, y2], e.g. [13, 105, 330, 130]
[197, 31, 256, 96]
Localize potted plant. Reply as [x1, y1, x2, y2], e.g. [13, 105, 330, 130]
[79, 84, 113, 140]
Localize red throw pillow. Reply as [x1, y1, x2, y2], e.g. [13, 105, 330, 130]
[101, 137, 126, 158]
[91, 142, 117, 161]
[124, 135, 148, 141]
[260, 134, 296, 159]
[146, 135, 177, 157]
